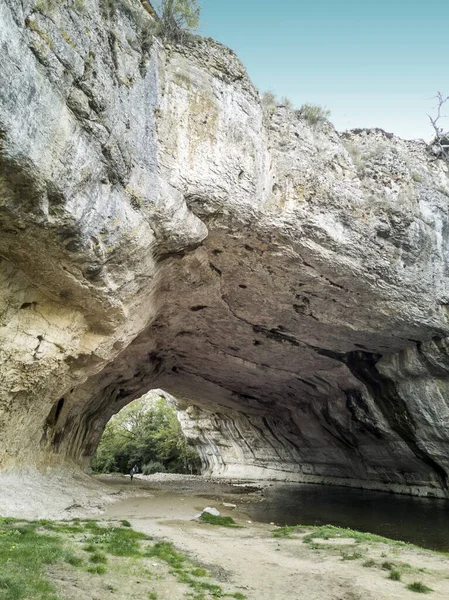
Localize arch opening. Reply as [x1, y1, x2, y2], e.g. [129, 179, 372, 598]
[90, 390, 201, 477]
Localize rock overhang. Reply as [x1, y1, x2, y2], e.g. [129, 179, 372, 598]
[1, 0, 449, 497]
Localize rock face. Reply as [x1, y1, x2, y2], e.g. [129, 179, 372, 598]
[2, 0, 449, 497]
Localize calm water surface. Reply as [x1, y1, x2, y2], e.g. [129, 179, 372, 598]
[245, 483, 449, 552]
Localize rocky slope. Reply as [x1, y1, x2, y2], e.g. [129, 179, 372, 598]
[1, 0, 449, 497]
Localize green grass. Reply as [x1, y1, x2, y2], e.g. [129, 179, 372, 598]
[407, 582, 434, 594]
[199, 513, 241, 528]
[0, 518, 245, 600]
[381, 561, 395, 570]
[341, 551, 363, 561]
[120, 520, 132, 527]
[89, 551, 108, 564]
[87, 525, 148, 558]
[191, 568, 209, 577]
[63, 551, 84, 566]
[301, 525, 410, 547]
[0, 520, 64, 599]
[272, 524, 407, 544]
[362, 559, 377, 567]
[87, 565, 107, 575]
[145, 541, 246, 599]
[145, 541, 186, 569]
[272, 526, 299, 538]
[389, 569, 401, 581]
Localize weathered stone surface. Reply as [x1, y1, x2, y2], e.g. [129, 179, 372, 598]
[1, 0, 449, 497]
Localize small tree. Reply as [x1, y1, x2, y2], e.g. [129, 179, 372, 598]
[428, 92, 449, 161]
[155, 0, 200, 42]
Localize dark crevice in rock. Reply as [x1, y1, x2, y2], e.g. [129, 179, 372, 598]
[209, 262, 222, 276]
[252, 325, 301, 347]
[345, 389, 384, 439]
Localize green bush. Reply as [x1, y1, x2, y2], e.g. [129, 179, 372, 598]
[298, 103, 331, 125]
[142, 460, 167, 475]
[407, 581, 433, 594]
[389, 569, 401, 581]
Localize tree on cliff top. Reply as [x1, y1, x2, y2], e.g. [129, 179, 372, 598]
[428, 92, 449, 161]
[154, 0, 200, 41]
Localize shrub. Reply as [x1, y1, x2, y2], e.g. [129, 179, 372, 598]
[142, 460, 166, 475]
[298, 103, 331, 125]
[407, 581, 433, 594]
[261, 91, 278, 114]
[389, 569, 401, 581]
[154, 0, 200, 42]
[280, 96, 294, 109]
[89, 552, 107, 564]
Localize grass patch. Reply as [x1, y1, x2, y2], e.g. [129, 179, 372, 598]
[272, 526, 299, 538]
[87, 565, 107, 575]
[341, 551, 363, 561]
[145, 541, 186, 569]
[363, 559, 377, 567]
[0, 520, 64, 599]
[381, 561, 395, 570]
[199, 513, 241, 528]
[87, 525, 148, 558]
[389, 569, 401, 581]
[63, 551, 84, 566]
[407, 582, 433, 594]
[89, 551, 108, 564]
[120, 520, 132, 527]
[0, 517, 245, 600]
[301, 525, 409, 547]
[145, 541, 245, 598]
[191, 568, 209, 577]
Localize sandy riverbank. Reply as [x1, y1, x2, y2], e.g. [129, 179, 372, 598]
[2, 472, 449, 599]
[95, 474, 449, 600]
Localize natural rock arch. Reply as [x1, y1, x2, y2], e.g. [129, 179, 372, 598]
[1, 0, 449, 497]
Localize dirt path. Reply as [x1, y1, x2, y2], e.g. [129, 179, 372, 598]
[97, 475, 449, 600]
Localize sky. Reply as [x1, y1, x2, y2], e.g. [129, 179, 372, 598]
[198, 0, 448, 140]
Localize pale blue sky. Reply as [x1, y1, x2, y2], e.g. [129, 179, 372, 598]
[199, 0, 448, 140]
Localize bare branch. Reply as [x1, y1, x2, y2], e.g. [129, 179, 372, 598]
[428, 91, 449, 161]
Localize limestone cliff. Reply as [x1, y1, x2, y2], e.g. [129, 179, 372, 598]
[2, 0, 449, 497]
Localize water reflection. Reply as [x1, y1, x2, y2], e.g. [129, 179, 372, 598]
[246, 483, 449, 551]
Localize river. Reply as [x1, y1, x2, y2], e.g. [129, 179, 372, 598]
[246, 483, 449, 552]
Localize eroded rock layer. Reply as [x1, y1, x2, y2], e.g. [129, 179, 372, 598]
[2, 0, 449, 496]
